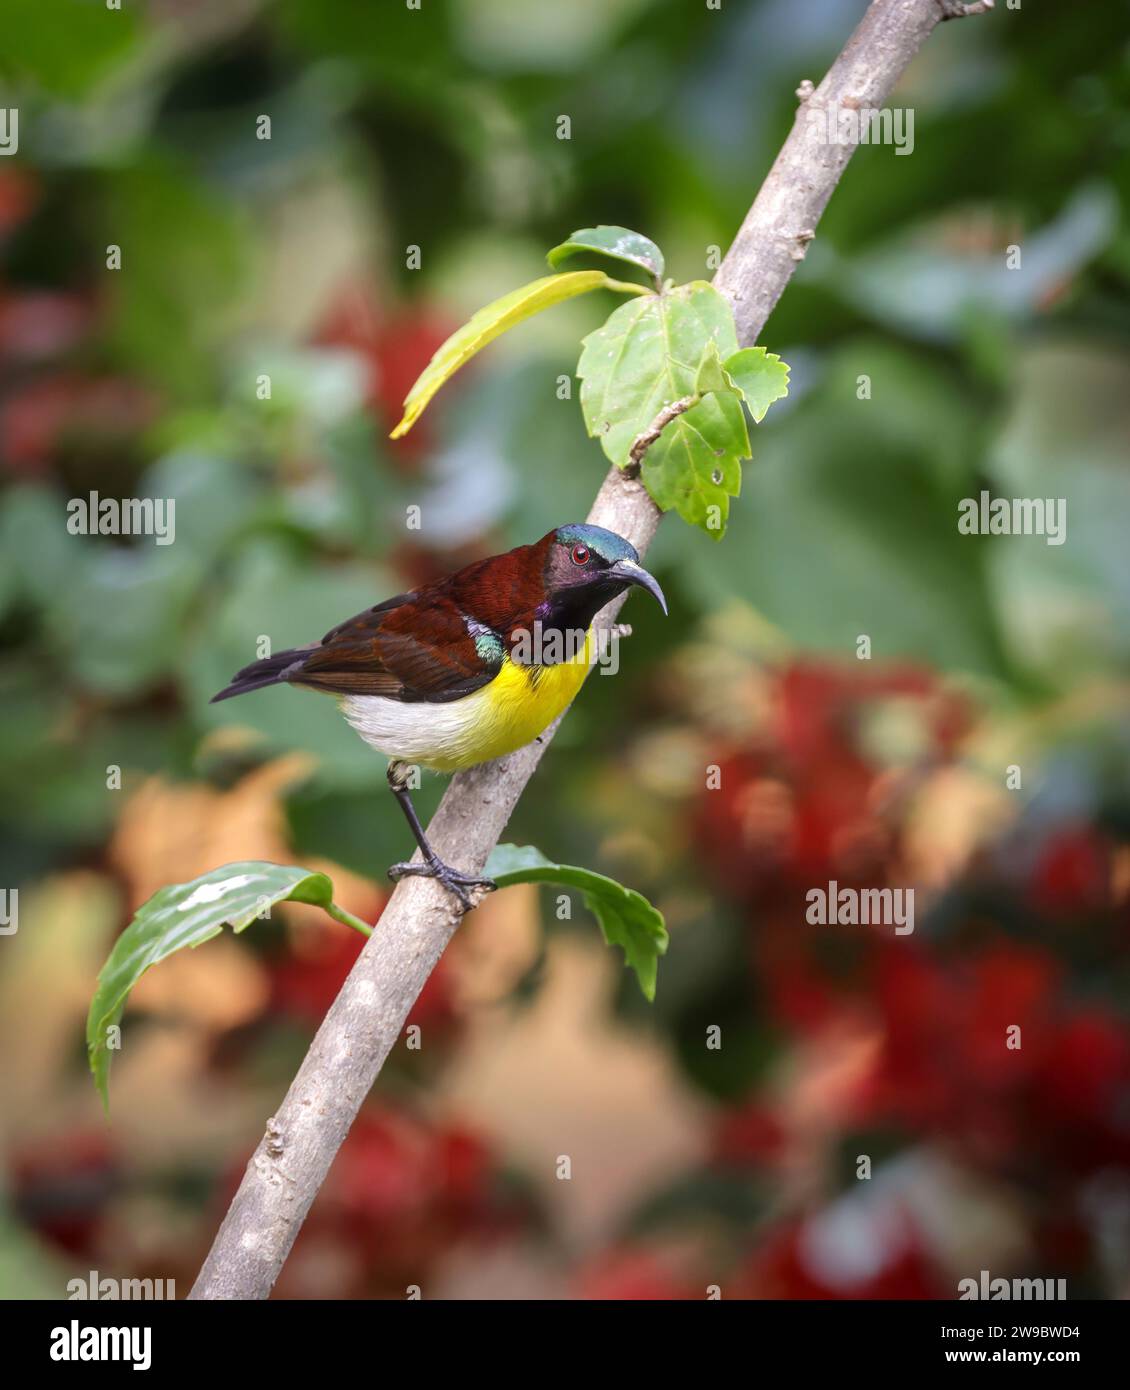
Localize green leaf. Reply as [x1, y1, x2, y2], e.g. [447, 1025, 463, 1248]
[577, 280, 738, 470]
[694, 340, 732, 397]
[547, 225, 665, 284]
[87, 861, 370, 1109]
[485, 844, 668, 1001]
[722, 346, 791, 423]
[391, 271, 619, 438]
[643, 389, 751, 539]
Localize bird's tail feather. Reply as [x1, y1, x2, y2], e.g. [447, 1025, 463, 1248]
[210, 646, 312, 703]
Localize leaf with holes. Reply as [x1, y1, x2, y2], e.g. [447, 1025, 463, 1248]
[485, 843, 668, 1001]
[642, 389, 751, 539]
[547, 225, 665, 285]
[577, 280, 739, 470]
[391, 270, 620, 438]
[87, 861, 370, 1109]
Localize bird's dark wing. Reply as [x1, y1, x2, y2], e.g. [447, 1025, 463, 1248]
[211, 536, 554, 707]
[293, 591, 504, 703]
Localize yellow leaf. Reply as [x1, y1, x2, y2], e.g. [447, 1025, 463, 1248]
[390, 270, 613, 438]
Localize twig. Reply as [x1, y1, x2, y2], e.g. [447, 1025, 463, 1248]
[713, 0, 990, 346]
[940, 0, 994, 18]
[188, 0, 992, 1300]
[624, 395, 698, 477]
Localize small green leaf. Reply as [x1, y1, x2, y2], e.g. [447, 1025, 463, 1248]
[485, 844, 668, 1001]
[643, 389, 750, 539]
[722, 346, 791, 423]
[577, 280, 738, 470]
[87, 861, 369, 1109]
[547, 225, 665, 284]
[391, 270, 616, 438]
[694, 340, 732, 397]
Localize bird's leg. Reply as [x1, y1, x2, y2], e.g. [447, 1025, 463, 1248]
[385, 761, 495, 911]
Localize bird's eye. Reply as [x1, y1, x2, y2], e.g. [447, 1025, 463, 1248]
[571, 543, 590, 565]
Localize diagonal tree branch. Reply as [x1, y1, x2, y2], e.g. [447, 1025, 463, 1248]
[189, 0, 992, 1300]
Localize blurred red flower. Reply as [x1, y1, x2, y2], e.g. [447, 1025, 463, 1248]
[312, 286, 455, 461]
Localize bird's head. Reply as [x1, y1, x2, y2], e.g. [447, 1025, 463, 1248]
[540, 523, 667, 625]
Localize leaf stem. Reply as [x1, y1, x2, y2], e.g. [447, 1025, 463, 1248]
[602, 276, 654, 297]
[325, 902, 373, 938]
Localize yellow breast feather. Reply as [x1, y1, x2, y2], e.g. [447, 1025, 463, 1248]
[447, 627, 594, 771]
[340, 628, 594, 773]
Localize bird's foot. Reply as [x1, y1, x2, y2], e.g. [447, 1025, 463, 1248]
[387, 857, 496, 911]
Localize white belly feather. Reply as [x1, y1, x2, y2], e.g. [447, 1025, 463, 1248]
[340, 688, 494, 771]
[338, 635, 593, 774]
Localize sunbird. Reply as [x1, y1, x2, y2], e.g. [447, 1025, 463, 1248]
[211, 524, 667, 906]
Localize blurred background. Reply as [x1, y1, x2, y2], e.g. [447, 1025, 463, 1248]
[2, 0, 1129, 1300]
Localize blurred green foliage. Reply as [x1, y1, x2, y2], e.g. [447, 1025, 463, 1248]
[1, 0, 1127, 897]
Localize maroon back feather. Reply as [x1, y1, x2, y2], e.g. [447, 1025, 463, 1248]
[282, 533, 555, 703]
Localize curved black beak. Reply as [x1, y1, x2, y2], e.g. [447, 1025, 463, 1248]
[611, 558, 668, 615]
